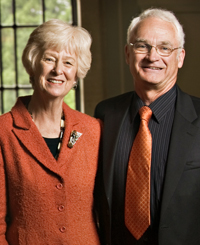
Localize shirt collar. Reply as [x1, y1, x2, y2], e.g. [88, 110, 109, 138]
[130, 85, 177, 123]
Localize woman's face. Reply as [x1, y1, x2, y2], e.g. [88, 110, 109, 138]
[33, 49, 77, 100]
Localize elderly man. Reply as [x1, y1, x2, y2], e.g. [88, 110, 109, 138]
[94, 8, 200, 245]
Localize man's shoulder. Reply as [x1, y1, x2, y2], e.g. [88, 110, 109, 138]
[95, 91, 134, 111]
[190, 95, 200, 111]
[178, 87, 200, 112]
[94, 91, 134, 120]
[98, 91, 134, 104]
[177, 87, 200, 119]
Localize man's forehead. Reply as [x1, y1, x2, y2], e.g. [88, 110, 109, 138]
[130, 17, 178, 44]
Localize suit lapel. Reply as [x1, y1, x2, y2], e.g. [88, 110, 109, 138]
[160, 88, 199, 218]
[102, 93, 134, 203]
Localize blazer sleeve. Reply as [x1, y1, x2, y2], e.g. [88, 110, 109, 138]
[0, 146, 9, 245]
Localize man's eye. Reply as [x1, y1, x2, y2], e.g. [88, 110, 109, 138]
[159, 46, 171, 51]
[136, 43, 147, 49]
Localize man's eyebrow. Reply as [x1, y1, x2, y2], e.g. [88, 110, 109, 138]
[158, 41, 172, 45]
[134, 38, 173, 46]
[135, 38, 147, 43]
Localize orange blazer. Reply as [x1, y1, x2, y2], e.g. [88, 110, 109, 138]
[0, 96, 101, 245]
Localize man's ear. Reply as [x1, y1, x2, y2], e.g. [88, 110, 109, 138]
[125, 44, 130, 65]
[178, 48, 185, 68]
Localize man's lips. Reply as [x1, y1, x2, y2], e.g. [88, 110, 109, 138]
[142, 66, 163, 70]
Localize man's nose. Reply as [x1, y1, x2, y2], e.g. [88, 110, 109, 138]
[146, 46, 160, 61]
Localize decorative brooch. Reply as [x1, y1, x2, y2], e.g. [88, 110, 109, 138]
[68, 130, 82, 148]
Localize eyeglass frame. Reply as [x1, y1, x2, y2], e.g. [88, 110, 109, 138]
[129, 42, 182, 57]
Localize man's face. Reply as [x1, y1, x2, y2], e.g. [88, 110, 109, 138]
[125, 17, 185, 93]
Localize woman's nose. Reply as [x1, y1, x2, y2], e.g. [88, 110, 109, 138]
[53, 62, 63, 75]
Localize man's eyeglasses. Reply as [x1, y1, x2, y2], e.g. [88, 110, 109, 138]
[129, 42, 181, 57]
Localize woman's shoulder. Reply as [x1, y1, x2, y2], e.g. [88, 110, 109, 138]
[73, 110, 102, 133]
[63, 103, 100, 126]
[76, 110, 99, 123]
[63, 105, 102, 139]
[0, 112, 13, 138]
[0, 111, 12, 123]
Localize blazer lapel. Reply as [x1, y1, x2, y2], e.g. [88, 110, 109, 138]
[160, 88, 199, 218]
[56, 103, 82, 170]
[102, 93, 134, 204]
[11, 97, 82, 177]
[12, 119, 59, 174]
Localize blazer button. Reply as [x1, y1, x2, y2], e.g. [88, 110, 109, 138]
[59, 226, 66, 233]
[56, 183, 63, 189]
[58, 205, 65, 211]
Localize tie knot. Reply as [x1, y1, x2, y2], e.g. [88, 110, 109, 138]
[139, 106, 152, 123]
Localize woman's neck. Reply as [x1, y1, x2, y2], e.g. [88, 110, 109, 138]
[28, 94, 64, 138]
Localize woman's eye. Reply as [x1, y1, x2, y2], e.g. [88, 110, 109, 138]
[64, 61, 73, 66]
[43, 57, 55, 62]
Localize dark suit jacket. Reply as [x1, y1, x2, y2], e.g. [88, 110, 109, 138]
[94, 86, 200, 245]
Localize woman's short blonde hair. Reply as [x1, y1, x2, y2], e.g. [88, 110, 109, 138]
[22, 19, 92, 79]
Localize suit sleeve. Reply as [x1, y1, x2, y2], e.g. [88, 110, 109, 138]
[94, 101, 106, 121]
[0, 146, 9, 245]
[94, 103, 101, 119]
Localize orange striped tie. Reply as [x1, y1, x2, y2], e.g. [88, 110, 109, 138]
[125, 106, 152, 240]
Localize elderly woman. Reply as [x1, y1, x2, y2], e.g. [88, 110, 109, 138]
[0, 19, 101, 245]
